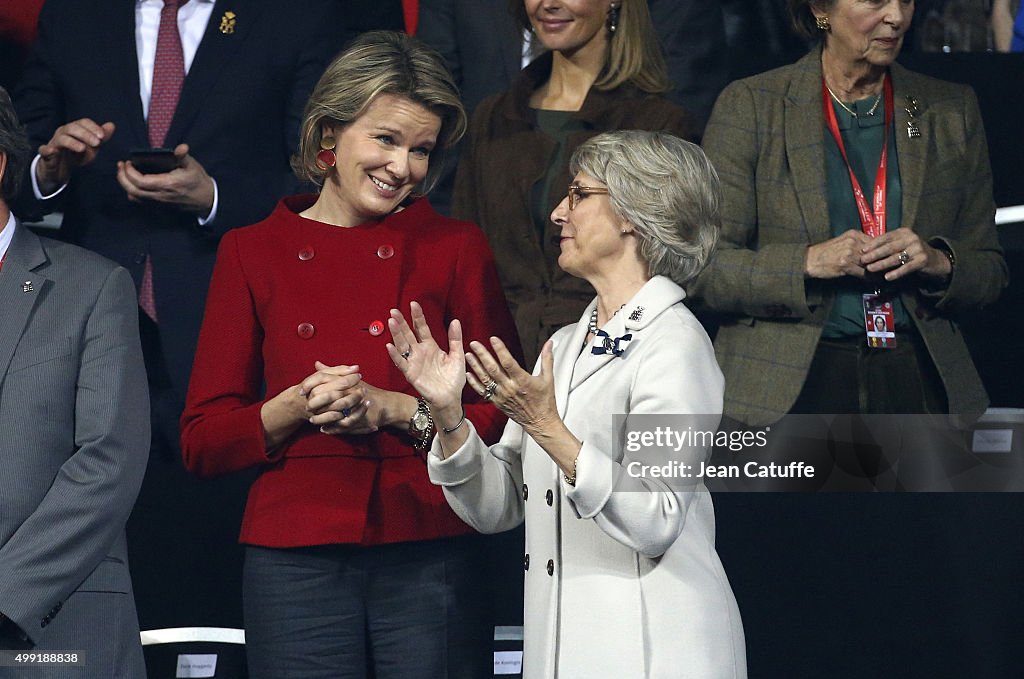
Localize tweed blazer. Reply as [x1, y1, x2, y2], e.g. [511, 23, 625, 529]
[0, 224, 148, 676]
[692, 48, 1008, 426]
[428, 277, 746, 679]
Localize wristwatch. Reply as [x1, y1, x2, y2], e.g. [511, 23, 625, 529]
[409, 397, 434, 449]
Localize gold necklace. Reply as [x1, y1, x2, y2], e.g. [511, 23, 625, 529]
[826, 83, 882, 118]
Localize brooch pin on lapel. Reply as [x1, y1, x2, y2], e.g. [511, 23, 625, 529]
[628, 306, 644, 322]
[592, 329, 632, 357]
[219, 11, 237, 35]
[22, 280, 33, 293]
[904, 96, 921, 139]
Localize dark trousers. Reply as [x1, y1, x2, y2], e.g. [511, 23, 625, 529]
[714, 334, 1024, 678]
[243, 536, 491, 679]
[127, 312, 251, 631]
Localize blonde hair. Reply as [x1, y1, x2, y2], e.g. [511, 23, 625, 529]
[292, 31, 467, 192]
[510, 0, 670, 94]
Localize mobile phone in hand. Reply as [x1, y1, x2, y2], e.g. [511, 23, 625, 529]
[128, 148, 179, 174]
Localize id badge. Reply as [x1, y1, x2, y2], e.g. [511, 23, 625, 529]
[862, 293, 896, 349]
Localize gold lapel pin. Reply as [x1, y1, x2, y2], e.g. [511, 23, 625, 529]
[219, 11, 236, 34]
[22, 281, 33, 293]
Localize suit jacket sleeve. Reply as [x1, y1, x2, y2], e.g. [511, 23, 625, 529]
[691, 80, 815, 318]
[180, 230, 270, 478]
[921, 87, 1008, 312]
[446, 223, 522, 443]
[11, 0, 68, 221]
[0, 267, 148, 642]
[564, 319, 724, 559]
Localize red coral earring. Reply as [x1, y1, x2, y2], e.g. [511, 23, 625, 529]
[316, 135, 337, 170]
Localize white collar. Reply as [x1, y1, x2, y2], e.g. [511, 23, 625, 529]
[0, 211, 16, 264]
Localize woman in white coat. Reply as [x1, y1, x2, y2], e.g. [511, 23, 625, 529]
[387, 130, 746, 679]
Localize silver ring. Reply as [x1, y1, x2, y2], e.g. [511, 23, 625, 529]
[897, 250, 909, 266]
[400, 350, 411, 360]
[483, 380, 498, 401]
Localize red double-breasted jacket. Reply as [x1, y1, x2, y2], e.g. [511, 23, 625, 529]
[181, 195, 520, 547]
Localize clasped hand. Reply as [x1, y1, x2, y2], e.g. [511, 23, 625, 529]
[805, 228, 951, 281]
[298, 361, 377, 435]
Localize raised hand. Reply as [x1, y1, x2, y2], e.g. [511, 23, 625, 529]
[36, 118, 115, 194]
[466, 338, 558, 437]
[386, 301, 466, 412]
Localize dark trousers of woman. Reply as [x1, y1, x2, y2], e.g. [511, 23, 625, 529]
[243, 535, 491, 679]
[714, 333, 1024, 678]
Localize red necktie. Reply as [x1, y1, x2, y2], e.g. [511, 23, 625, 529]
[148, 0, 184, 147]
[141, 0, 185, 322]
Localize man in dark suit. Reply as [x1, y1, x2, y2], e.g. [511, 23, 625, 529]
[0, 86, 149, 678]
[13, 0, 341, 631]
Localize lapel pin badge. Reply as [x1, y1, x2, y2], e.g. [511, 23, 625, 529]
[219, 11, 236, 34]
[22, 280, 33, 293]
[628, 306, 644, 322]
[904, 96, 922, 139]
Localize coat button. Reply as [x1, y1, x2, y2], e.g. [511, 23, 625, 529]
[298, 246, 315, 261]
[368, 320, 385, 336]
[546, 559, 554, 576]
[133, 251, 146, 265]
[297, 322, 315, 339]
[377, 244, 395, 259]
[523, 484, 529, 501]
[546, 489, 553, 506]
[523, 554, 530, 570]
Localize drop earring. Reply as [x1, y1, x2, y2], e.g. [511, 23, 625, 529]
[316, 135, 337, 170]
[607, 3, 620, 34]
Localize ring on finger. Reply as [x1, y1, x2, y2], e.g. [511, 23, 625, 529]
[400, 349, 411, 360]
[897, 250, 910, 266]
[342, 407, 352, 417]
[483, 379, 498, 401]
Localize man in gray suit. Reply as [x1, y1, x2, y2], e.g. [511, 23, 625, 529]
[0, 87, 148, 678]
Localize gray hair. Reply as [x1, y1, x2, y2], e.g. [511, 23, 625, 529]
[0, 86, 32, 204]
[569, 130, 720, 286]
[293, 31, 466, 193]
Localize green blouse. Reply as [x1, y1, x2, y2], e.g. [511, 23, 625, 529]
[821, 96, 912, 338]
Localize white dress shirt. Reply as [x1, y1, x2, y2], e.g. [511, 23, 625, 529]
[0, 211, 15, 263]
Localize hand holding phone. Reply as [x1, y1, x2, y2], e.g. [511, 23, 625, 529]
[128, 148, 179, 174]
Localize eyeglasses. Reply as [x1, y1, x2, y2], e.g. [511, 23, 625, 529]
[567, 184, 609, 211]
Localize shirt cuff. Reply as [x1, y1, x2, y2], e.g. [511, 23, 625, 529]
[30, 154, 68, 200]
[197, 177, 219, 226]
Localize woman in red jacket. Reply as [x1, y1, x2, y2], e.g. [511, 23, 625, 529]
[181, 31, 518, 679]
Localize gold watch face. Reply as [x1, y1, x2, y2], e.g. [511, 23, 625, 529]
[412, 410, 430, 432]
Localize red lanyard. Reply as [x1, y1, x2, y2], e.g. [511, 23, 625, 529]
[822, 76, 894, 239]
